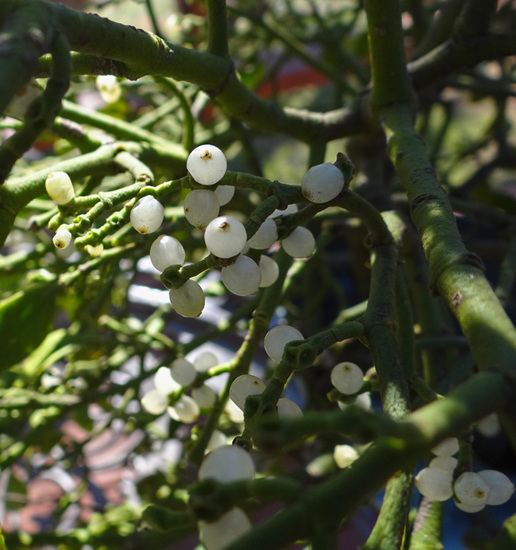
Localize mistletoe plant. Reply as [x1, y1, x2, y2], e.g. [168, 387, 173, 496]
[0, 0, 515, 549]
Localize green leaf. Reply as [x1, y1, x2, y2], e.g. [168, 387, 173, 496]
[0, 282, 57, 370]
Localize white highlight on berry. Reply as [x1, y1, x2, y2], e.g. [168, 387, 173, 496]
[150, 235, 185, 272]
[199, 507, 251, 550]
[53, 226, 72, 249]
[301, 162, 345, 203]
[184, 189, 220, 229]
[264, 325, 304, 363]
[170, 358, 197, 387]
[214, 184, 235, 206]
[96, 75, 122, 103]
[277, 397, 303, 418]
[230, 374, 266, 411]
[168, 395, 200, 423]
[130, 195, 164, 234]
[454, 472, 490, 507]
[334, 444, 359, 469]
[258, 255, 280, 288]
[224, 399, 244, 423]
[247, 218, 278, 249]
[45, 171, 75, 205]
[221, 255, 261, 296]
[154, 366, 180, 395]
[476, 413, 501, 438]
[414, 467, 453, 501]
[281, 226, 316, 258]
[431, 437, 459, 457]
[330, 362, 364, 395]
[204, 215, 247, 258]
[478, 470, 515, 505]
[199, 445, 255, 483]
[169, 279, 205, 318]
[187, 144, 227, 186]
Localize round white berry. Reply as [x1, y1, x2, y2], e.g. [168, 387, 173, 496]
[431, 437, 459, 457]
[330, 362, 364, 395]
[264, 325, 304, 363]
[199, 507, 251, 550]
[45, 171, 75, 205]
[454, 472, 490, 507]
[170, 358, 197, 386]
[477, 470, 515, 505]
[191, 384, 217, 409]
[53, 226, 72, 249]
[258, 255, 280, 288]
[229, 374, 266, 411]
[96, 75, 122, 103]
[204, 215, 247, 258]
[168, 395, 200, 423]
[247, 218, 278, 250]
[184, 189, 220, 229]
[187, 144, 227, 186]
[141, 388, 169, 415]
[301, 162, 345, 203]
[334, 444, 359, 469]
[414, 467, 453, 501]
[281, 226, 315, 258]
[150, 235, 186, 272]
[199, 445, 255, 483]
[130, 195, 164, 234]
[277, 397, 303, 418]
[193, 351, 219, 372]
[154, 366, 180, 395]
[476, 413, 501, 438]
[213, 184, 235, 206]
[169, 279, 205, 318]
[221, 255, 261, 296]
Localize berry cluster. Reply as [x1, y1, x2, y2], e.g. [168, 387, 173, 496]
[414, 437, 515, 512]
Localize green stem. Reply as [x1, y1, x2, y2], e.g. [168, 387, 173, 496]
[206, 0, 229, 58]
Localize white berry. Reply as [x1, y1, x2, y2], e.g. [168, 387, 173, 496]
[415, 467, 453, 501]
[229, 374, 266, 411]
[150, 235, 186, 272]
[477, 470, 515, 505]
[170, 358, 197, 386]
[169, 279, 205, 318]
[247, 218, 278, 250]
[221, 255, 261, 296]
[301, 162, 344, 203]
[45, 171, 75, 205]
[277, 397, 303, 418]
[454, 472, 490, 507]
[187, 144, 227, 186]
[199, 445, 255, 483]
[330, 362, 363, 395]
[96, 75, 122, 103]
[168, 395, 200, 423]
[281, 226, 315, 258]
[264, 325, 304, 363]
[184, 189, 220, 229]
[53, 226, 72, 249]
[431, 437, 459, 457]
[213, 184, 235, 206]
[334, 444, 359, 468]
[130, 195, 164, 234]
[204, 215, 247, 258]
[258, 255, 280, 288]
[191, 384, 217, 409]
[199, 507, 251, 550]
[192, 351, 219, 372]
